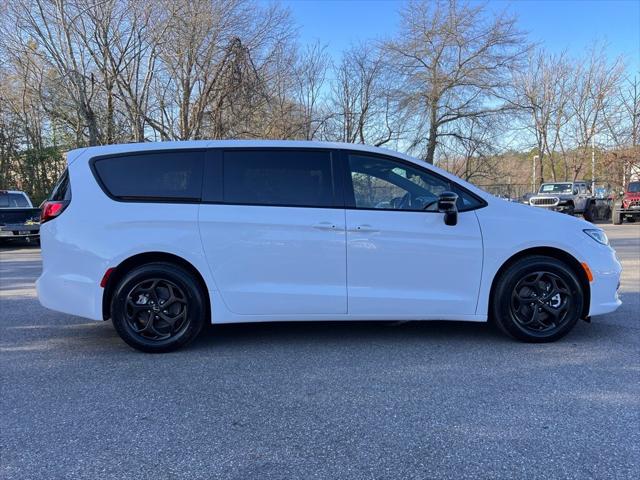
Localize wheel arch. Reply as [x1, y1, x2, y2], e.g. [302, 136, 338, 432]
[102, 251, 211, 321]
[488, 246, 591, 320]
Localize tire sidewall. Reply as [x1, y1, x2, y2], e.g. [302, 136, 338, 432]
[111, 263, 205, 352]
[493, 256, 584, 342]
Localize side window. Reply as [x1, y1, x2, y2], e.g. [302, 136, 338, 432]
[93, 151, 204, 201]
[348, 155, 450, 211]
[223, 150, 334, 207]
[347, 154, 484, 212]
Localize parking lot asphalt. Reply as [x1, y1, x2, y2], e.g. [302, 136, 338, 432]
[1, 224, 639, 480]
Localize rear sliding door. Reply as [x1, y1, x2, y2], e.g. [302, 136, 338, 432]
[198, 149, 347, 315]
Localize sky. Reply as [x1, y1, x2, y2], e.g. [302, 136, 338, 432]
[278, 0, 640, 72]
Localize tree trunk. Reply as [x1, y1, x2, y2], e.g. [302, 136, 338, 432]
[424, 105, 438, 164]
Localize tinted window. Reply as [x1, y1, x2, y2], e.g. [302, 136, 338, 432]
[347, 154, 483, 212]
[10, 193, 30, 207]
[223, 150, 334, 207]
[0, 192, 30, 207]
[93, 151, 203, 200]
[50, 169, 71, 202]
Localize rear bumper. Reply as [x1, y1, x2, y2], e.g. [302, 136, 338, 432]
[36, 270, 103, 321]
[0, 227, 39, 238]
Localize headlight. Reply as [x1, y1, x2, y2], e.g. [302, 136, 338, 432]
[583, 229, 609, 245]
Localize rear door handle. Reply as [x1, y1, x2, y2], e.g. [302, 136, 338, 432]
[352, 224, 379, 233]
[312, 222, 337, 230]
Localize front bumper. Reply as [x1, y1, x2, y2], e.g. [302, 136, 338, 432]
[618, 207, 640, 216]
[586, 245, 622, 316]
[546, 204, 573, 212]
[529, 197, 574, 213]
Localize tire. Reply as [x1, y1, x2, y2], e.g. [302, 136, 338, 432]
[627, 217, 636, 223]
[110, 262, 206, 353]
[582, 202, 594, 222]
[612, 206, 623, 225]
[492, 255, 584, 343]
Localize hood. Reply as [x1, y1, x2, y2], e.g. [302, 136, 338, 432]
[489, 198, 592, 229]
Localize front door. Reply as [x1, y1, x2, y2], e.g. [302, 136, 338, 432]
[343, 153, 484, 316]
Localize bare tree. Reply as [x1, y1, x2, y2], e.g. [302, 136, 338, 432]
[442, 116, 503, 182]
[384, 0, 527, 164]
[566, 44, 625, 180]
[293, 42, 330, 140]
[330, 43, 400, 146]
[144, 0, 294, 140]
[602, 74, 640, 186]
[3, 0, 108, 145]
[604, 74, 640, 149]
[513, 50, 575, 182]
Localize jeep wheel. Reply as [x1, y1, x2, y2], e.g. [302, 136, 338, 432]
[612, 205, 623, 225]
[583, 203, 594, 222]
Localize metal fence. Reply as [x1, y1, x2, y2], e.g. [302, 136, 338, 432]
[473, 183, 531, 200]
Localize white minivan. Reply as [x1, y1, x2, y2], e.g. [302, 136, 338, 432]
[37, 141, 621, 352]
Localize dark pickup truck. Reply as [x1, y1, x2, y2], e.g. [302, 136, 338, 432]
[0, 190, 41, 244]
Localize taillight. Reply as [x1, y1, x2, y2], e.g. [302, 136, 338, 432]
[40, 201, 68, 223]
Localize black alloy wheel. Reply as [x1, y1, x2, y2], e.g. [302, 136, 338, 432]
[492, 255, 584, 342]
[124, 278, 189, 341]
[111, 262, 206, 352]
[510, 271, 573, 334]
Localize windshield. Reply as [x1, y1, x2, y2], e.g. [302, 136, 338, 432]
[539, 183, 572, 194]
[628, 182, 640, 193]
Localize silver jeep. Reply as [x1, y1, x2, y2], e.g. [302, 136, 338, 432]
[529, 181, 595, 221]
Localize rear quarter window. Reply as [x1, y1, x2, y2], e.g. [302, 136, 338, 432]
[50, 170, 71, 202]
[92, 151, 204, 201]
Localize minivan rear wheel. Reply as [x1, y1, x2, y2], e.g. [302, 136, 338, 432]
[110, 262, 205, 352]
[492, 256, 584, 342]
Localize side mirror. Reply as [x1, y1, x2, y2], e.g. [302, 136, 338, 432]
[438, 191, 458, 226]
[573, 188, 579, 195]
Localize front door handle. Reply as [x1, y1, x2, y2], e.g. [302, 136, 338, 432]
[352, 224, 379, 233]
[312, 222, 337, 230]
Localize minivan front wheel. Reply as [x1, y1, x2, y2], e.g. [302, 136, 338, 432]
[492, 256, 584, 342]
[111, 263, 205, 352]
